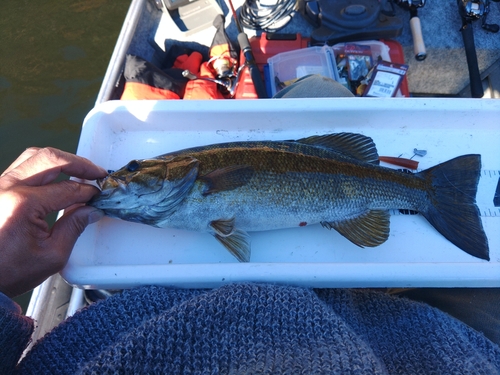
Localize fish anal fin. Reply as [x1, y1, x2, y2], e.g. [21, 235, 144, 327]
[201, 165, 254, 195]
[298, 133, 379, 165]
[321, 210, 390, 247]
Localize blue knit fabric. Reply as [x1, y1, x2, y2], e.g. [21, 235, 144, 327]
[3, 284, 500, 374]
[0, 305, 33, 375]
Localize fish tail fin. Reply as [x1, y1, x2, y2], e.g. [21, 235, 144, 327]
[418, 154, 489, 260]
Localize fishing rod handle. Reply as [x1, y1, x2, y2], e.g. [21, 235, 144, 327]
[237, 33, 268, 98]
[409, 17, 427, 61]
[248, 64, 268, 98]
[237, 32, 255, 63]
[460, 22, 484, 98]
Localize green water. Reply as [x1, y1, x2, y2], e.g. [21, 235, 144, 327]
[0, 0, 131, 311]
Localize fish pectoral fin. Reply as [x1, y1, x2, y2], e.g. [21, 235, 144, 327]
[297, 133, 379, 165]
[153, 157, 199, 218]
[210, 218, 236, 237]
[200, 165, 254, 195]
[210, 219, 251, 262]
[321, 210, 390, 247]
[213, 229, 251, 263]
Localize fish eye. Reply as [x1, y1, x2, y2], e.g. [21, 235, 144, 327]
[126, 160, 140, 172]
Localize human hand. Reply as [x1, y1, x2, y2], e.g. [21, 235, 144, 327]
[0, 147, 107, 298]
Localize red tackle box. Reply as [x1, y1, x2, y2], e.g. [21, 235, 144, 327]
[235, 34, 409, 99]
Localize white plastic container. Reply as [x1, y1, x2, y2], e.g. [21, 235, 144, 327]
[267, 46, 339, 96]
[62, 98, 500, 290]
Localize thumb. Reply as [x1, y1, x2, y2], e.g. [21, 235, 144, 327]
[49, 206, 104, 264]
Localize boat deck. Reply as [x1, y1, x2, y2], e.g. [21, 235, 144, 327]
[26, 0, 500, 345]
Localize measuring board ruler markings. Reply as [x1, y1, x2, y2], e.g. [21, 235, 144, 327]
[390, 169, 500, 217]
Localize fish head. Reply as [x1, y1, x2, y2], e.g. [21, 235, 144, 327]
[89, 156, 199, 225]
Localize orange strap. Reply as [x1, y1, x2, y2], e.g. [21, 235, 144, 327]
[183, 62, 225, 100]
[173, 51, 204, 74]
[120, 82, 180, 100]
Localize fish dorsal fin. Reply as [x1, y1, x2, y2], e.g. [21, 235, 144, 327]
[200, 165, 254, 195]
[210, 218, 251, 262]
[297, 133, 379, 164]
[321, 210, 390, 247]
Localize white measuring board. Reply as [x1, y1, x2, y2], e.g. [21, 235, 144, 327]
[63, 98, 500, 289]
[478, 170, 500, 217]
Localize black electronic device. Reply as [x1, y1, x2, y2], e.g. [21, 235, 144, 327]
[299, 0, 403, 45]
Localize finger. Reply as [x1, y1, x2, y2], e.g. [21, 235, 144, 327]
[1, 147, 41, 176]
[33, 180, 102, 214]
[5, 147, 107, 186]
[47, 205, 104, 268]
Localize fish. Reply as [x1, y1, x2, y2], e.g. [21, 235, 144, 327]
[89, 133, 489, 262]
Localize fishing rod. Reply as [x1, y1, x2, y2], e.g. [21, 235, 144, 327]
[227, 0, 268, 98]
[457, 0, 499, 98]
[457, 0, 484, 98]
[393, 0, 427, 61]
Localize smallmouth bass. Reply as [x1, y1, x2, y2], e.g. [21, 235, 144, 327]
[89, 133, 489, 262]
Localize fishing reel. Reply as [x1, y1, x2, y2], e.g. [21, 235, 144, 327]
[394, 0, 426, 12]
[182, 55, 247, 98]
[182, 73, 238, 98]
[458, 0, 500, 33]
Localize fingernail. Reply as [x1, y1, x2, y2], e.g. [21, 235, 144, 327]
[88, 209, 105, 224]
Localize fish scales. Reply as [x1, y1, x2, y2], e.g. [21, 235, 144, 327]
[169, 147, 429, 203]
[89, 133, 489, 262]
[166, 168, 428, 232]
[162, 147, 430, 217]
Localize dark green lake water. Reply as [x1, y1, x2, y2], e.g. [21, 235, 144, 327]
[0, 0, 131, 311]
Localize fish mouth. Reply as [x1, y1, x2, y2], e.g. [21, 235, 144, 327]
[95, 169, 117, 189]
[88, 176, 126, 207]
[96, 174, 127, 190]
[88, 176, 167, 208]
[96, 177, 105, 190]
[87, 189, 114, 207]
